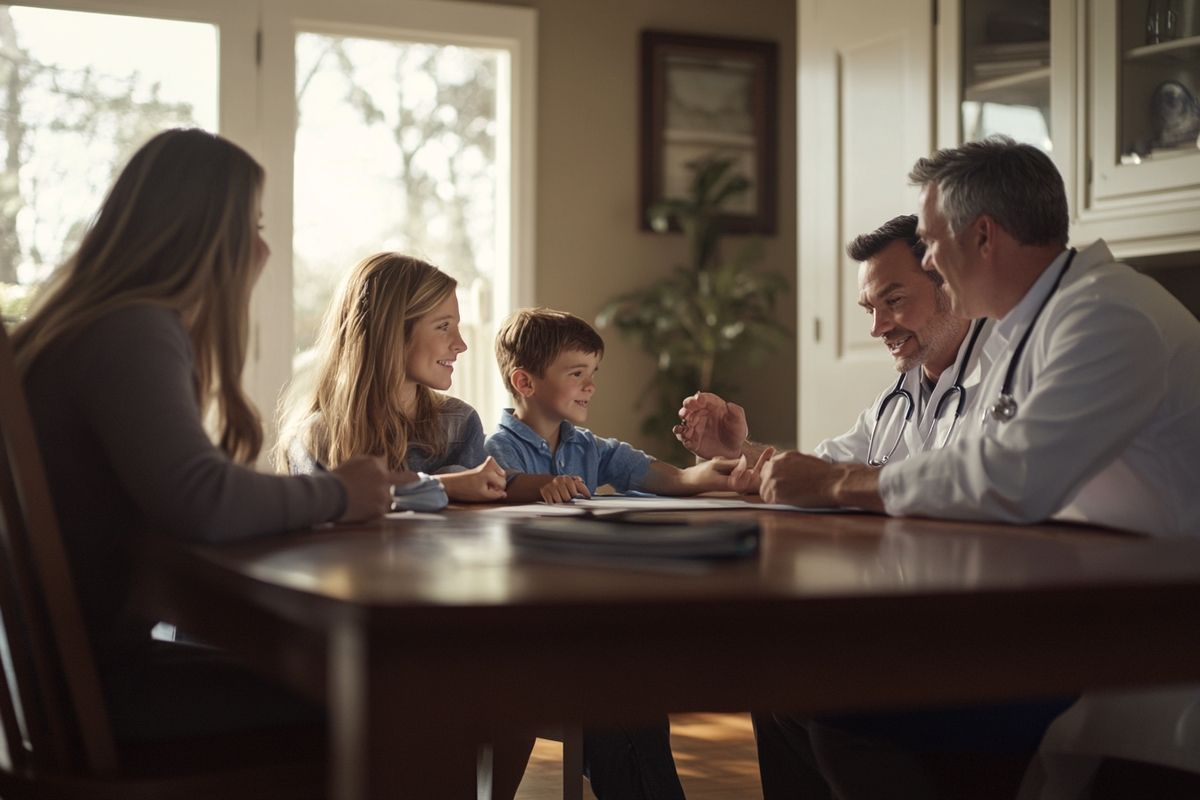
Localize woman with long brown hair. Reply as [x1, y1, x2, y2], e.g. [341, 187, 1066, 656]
[15, 128, 403, 745]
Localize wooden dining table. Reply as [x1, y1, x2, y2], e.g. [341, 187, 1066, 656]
[136, 504, 1200, 799]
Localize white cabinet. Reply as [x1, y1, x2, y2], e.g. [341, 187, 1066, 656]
[937, 0, 1200, 257]
[1078, 0, 1200, 255]
[936, 0, 1053, 153]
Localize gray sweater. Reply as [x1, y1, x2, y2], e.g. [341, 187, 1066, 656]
[23, 305, 345, 659]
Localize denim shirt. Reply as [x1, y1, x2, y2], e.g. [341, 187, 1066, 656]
[287, 396, 487, 475]
[484, 408, 653, 493]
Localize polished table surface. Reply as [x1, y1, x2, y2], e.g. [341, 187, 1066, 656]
[138, 506, 1200, 799]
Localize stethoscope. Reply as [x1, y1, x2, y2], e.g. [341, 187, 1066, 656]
[988, 248, 1076, 423]
[866, 317, 989, 467]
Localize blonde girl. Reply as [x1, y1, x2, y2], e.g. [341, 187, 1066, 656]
[279, 252, 506, 502]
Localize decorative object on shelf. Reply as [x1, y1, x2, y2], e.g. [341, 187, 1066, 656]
[1146, 0, 1171, 44]
[598, 156, 789, 461]
[639, 30, 777, 235]
[1146, 0, 1199, 41]
[1150, 80, 1200, 149]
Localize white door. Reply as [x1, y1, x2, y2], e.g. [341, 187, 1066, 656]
[797, 0, 933, 448]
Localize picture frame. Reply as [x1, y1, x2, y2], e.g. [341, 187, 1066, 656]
[639, 30, 778, 235]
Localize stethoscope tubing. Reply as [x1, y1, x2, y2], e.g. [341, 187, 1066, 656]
[867, 316, 987, 466]
[988, 248, 1077, 423]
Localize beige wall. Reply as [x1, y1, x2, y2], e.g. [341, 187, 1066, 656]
[479, 0, 798, 455]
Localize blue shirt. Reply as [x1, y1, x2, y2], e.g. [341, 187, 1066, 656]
[485, 408, 654, 493]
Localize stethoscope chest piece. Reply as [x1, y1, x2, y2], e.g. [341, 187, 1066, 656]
[990, 393, 1018, 422]
[986, 248, 1078, 427]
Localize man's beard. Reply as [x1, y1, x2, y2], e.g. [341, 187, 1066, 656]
[896, 290, 961, 373]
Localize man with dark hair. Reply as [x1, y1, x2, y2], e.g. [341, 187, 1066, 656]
[675, 213, 993, 468]
[759, 136, 1200, 539]
[674, 213, 1004, 799]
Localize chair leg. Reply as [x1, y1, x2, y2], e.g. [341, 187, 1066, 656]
[478, 743, 494, 800]
[562, 725, 584, 800]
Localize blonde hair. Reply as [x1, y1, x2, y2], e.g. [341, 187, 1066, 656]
[495, 307, 604, 399]
[277, 253, 458, 471]
[13, 128, 266, 463]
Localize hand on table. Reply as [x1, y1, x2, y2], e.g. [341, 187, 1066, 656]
[539, 475, 591, 504]
[333, 456, 414, 521]
[760, 451, 840, 507]
[721, 447, 776, 495]
[437, 456, 508, 502]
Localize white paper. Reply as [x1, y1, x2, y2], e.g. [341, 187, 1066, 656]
[478, 503, 590, 517]
[570, 497, 802, 513]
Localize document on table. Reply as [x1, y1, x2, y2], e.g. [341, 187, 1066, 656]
[478, 496, 852, 517]
[570, 497, 813, 515]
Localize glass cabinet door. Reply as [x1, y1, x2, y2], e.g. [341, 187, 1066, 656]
[958, 0, 1052, 151]
[1092, 0, 1200, 205]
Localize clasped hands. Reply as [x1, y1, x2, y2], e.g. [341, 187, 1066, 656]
[674, 391, 842, 506]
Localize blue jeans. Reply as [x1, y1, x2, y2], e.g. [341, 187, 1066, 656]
[753, 698, 1074, 800]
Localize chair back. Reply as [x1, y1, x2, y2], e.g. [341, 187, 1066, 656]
[0, 321, 117, 776]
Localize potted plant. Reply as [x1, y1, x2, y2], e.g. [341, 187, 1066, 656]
[597, 156, 790, 462]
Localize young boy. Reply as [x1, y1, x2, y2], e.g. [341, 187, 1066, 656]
[486, 307, 770, 503]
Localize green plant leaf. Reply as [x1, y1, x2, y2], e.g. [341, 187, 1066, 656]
[599, 154, 791, 457]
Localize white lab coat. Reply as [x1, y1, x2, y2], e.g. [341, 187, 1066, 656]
[814, 318, 996, 464]
[880, 240, 1200, 538]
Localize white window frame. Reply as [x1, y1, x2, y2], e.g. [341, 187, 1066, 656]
[6, 0, 258, 148]
[7, 0, 536, 449]
[256, 0, 537, 443]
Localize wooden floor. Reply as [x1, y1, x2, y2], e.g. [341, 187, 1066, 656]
[516, 713, 763, 800]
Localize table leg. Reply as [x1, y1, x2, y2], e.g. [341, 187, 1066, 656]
[328, 624, 478, 799]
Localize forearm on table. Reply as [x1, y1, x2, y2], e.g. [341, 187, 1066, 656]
[829, 463, 885, 512]
[641, 461, 720, 495]
[690, 438, 770, 464]
[501, 473, 558, 503]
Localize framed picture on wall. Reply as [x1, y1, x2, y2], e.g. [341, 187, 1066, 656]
[639, 30, 778, 235]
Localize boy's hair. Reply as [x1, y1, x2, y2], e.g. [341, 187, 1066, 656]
[495, 308, 605, 398]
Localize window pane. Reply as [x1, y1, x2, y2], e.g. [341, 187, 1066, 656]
[293, 32, 506, 428]
[959, 0, 1051, 153]
[0, 5, 216, 320]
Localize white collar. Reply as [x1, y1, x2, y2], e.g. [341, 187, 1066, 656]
[993, 248, 1072, 342]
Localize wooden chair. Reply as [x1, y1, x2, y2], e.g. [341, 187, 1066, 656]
[0, 320, 325, 799]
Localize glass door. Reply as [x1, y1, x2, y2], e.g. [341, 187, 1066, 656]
[958, 0, 1052, 151]
[1091, 0, 1200, 206]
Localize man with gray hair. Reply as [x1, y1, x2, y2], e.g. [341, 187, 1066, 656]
[749, 136, 1200, 798]
[761, 135, 1200, 539]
